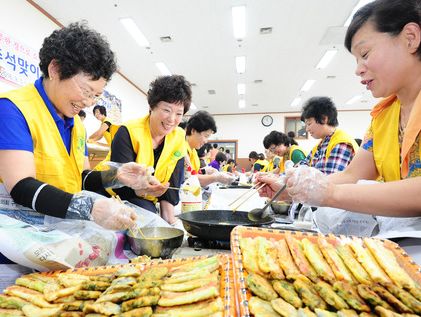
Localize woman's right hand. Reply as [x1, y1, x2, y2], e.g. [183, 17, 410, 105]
[91, 198, 137, 230]
[255, 173, 289, 201]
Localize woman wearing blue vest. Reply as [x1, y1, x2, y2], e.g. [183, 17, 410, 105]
[257, 0, 421, 219]
[0, 23, 160, 266]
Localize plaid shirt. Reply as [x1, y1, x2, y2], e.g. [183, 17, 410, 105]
[300, 133, 355, 174]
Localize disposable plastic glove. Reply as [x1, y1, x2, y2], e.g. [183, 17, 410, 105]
[285, 165, 331, 206]
[255, 173, 289, 201]
[214, 172, 236, 184]
[102, 162, 156, 190]
[91, 198, 137, 230]
[66, 192, 137, 230]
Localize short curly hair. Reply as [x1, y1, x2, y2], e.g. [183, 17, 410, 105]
[147, 75, 192, 114]
[263, 131, 290, 149]
[301, 96, 338, 127]
[39, 21, 117, 81]
[186, 111, 217, 135]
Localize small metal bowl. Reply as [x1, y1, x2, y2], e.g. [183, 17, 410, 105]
[270, 201, 291, 214]
[126, 227, 184, 259]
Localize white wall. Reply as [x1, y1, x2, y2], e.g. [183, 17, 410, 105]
[0, 1, 148, 137]
[210, 110, 371, 158]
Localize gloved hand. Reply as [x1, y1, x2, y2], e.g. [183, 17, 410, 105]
[285, 165, 332, 206]
[102, 162, 158, 190]
[255, 173, 289, 201]
[91, 198, 137, 230]
[66, 192, 137, 230]
[203, 166, 218, 175]
[214, 172, 236, 184]
[135, 181, 169, 199]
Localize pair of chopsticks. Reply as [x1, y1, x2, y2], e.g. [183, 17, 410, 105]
[228, 183, 266, 212]
[112, 195, 146, 239]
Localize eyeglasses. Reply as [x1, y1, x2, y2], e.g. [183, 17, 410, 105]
[268, 145, 278, 153]
[72, 77, 102, 104]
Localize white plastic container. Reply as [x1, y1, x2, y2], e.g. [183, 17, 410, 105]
[180, 170, 202, 213]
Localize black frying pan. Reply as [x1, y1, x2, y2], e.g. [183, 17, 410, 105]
[177, 209, 274, 241]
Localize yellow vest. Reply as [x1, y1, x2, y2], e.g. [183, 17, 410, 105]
[279, 145, 307, 173]
[370, 93, 421, 180]
[186, 141, 200, 172]
[310, 129, 358, 167]
[98, 115, 186, 202]
[264, 155, 281, 173]
[253, 159, 268, 171]
[0, 84, 86, 193]
[102, 117, 113, 145]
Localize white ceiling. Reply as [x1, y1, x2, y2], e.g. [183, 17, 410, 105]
[32, 0, 378, 114]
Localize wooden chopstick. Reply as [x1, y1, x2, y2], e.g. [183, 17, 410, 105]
[231, 183, 266, 212]
[113, 195, 146, 239]
[228, 183, 259, 207]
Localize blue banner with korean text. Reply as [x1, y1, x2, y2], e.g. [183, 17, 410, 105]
[0, 30, 40, 87]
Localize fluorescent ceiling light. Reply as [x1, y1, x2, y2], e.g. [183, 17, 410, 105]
[232, 6, 246, 39]
[290, 97, 301, 108]
[346, 94, 362, 105]
[300, 80, 316, 92]
[190, 102, 197, 110]
[239, 99, 246, 108]
[316, 49, 337, 69]
[119, 17, 150, 47]
[237, 83, 246, 95]
[155, 62, 172, 75]
[236, 56, 246, 74]
[344, 0, 375, 27]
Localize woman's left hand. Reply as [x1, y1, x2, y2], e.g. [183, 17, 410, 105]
[285, 165, 333, 206]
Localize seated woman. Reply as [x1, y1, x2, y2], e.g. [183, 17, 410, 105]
[257, 0, 421, 220]
[248, 151, 268, 172]
[184, 110, 234, 186]
[209, 152, 227, 171]
[0, 22, 152, 267]
[263, 131, 306, 173]
[299, 96, 359, 174]
[103, 75, 192, 225]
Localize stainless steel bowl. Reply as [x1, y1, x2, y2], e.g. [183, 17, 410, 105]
[126, 227, 184, 259]
[270, 201, 291, 214]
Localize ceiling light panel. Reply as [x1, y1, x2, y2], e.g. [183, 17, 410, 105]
[300, 80, 316, 92]
[344, 0, 375, 26]
[232, 6, 246, 39]
[346, 94, 362, 105]
[155, 62, 172, 75]
[239, 99, 246, 108]
[290, 97, 301, 108]
[119, 17, 150, 47]
[316, 49, 337, 69]
[236, 56, 246, 74]
[237, 83, 245, 95]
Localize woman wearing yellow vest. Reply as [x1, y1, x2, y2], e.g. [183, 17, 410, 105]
[301, 97, 359, 174]
[248, 151, 269, 172]
[183, 111, 235, 186]
[106, 75, 192, 225]
[257, 0, 421, 219]
[88, 105, 113, 146]
[0, 23, 160, 266]
[263, 131, 306, 173]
